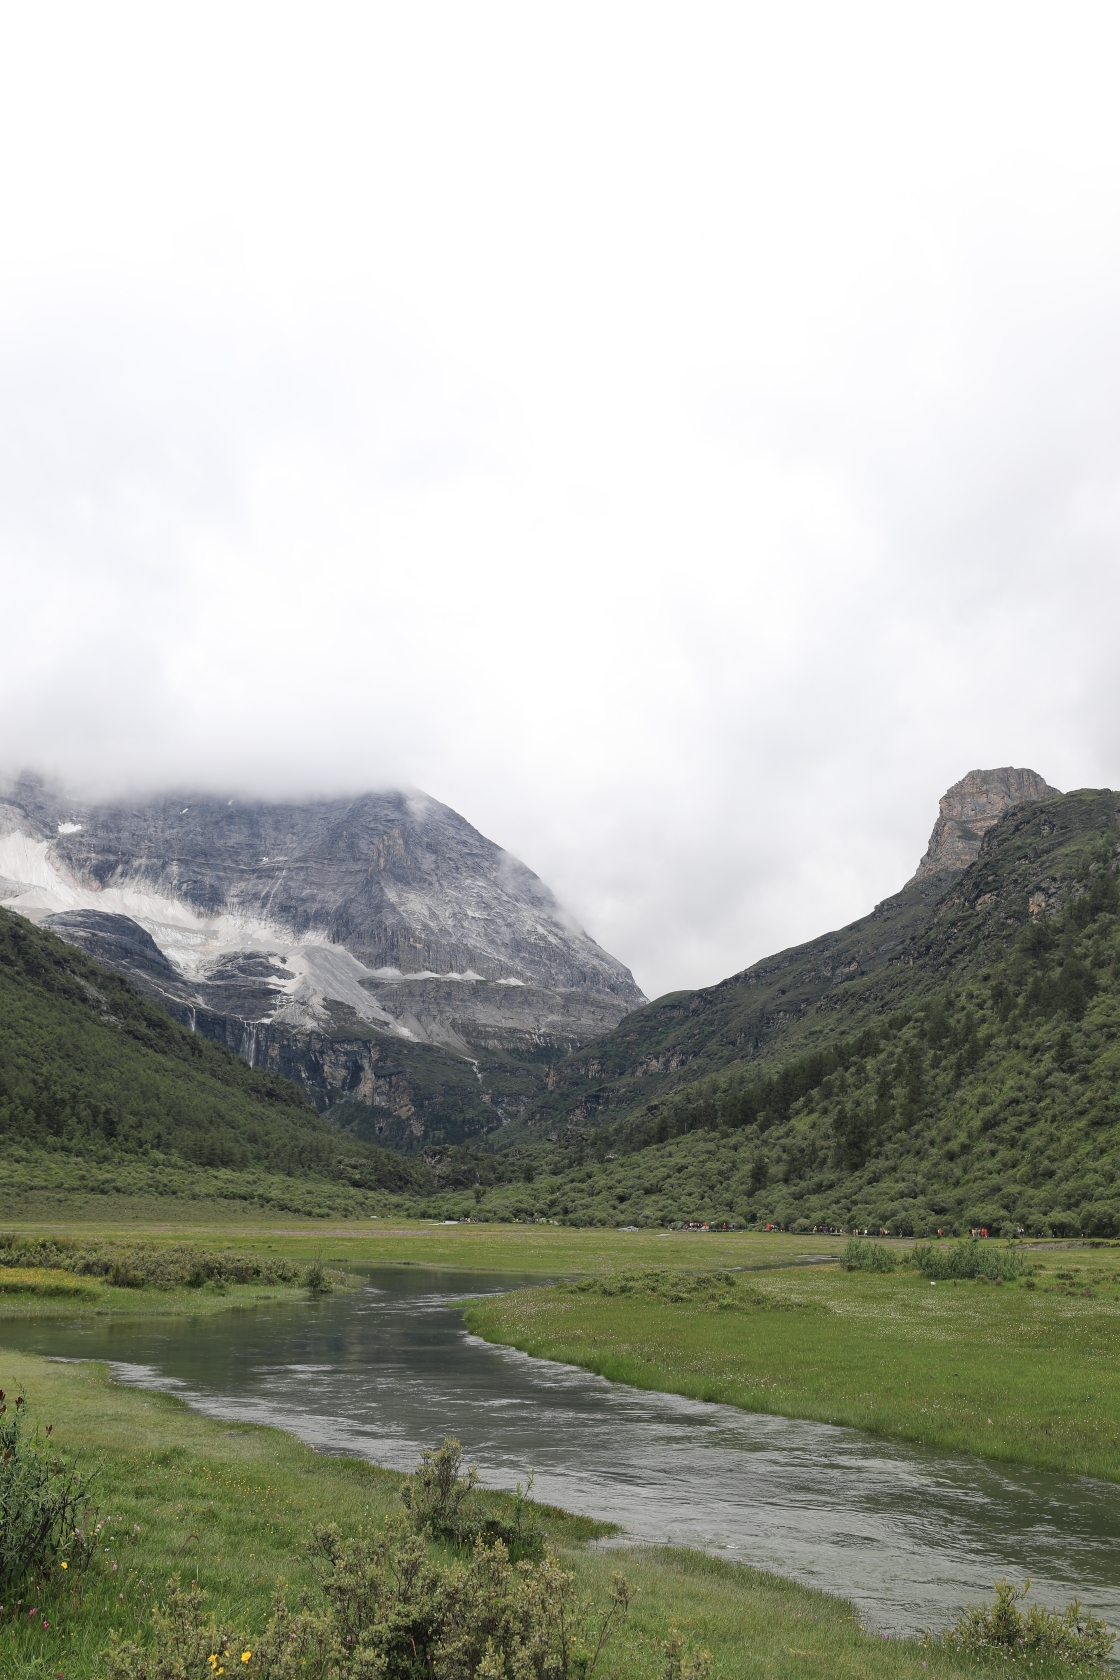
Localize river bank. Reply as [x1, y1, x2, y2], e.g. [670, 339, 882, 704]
[0, 1346, 1015, 1680]
[5, 1258, 1119, 1652]
[464, 1251, 1120, 1484]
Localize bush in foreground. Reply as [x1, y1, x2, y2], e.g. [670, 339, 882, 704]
[0, 1388, 99, 1593]
[102, 1436, 717, 1678]
[105, 1527, 634, 1679]
[934, 1579, 1114, 1671]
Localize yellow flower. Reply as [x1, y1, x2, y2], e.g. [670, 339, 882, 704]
[209, 1658, 218, 1670]
[242, 1653, 252, 1664]
[61, 1561, 68, 1569]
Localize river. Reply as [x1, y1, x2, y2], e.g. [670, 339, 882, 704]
[3, 1266, 1117, 1641]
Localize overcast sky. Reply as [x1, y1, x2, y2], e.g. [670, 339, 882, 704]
[2, 3, 1119, 1000]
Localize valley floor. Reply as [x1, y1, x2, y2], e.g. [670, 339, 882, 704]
[2, 1209, 1118, 1477]
[1, 1213, 1116, 1674]
[0, 1200, 845, 1274]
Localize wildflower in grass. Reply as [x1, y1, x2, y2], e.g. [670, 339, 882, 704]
[241, 1652, 252, 1663]
[60, 1562, 67, 1570]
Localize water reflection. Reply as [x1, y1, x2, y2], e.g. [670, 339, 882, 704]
[4, 1266, 1117, 1639]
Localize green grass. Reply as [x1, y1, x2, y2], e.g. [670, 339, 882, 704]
[0, 1219, 841, 1329]
[0, 1276, 320, 1324]
[0, 1349, 1000, 1680]
[0, 1267, 101, 1301]
[0, 1208, 848, 1276]
[465, 1244, 1120, 1484]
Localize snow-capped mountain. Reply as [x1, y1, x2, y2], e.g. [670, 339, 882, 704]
[0, 778, 643, 1127]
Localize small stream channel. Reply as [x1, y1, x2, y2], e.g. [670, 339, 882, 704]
[3, 1266, 1118, 1641]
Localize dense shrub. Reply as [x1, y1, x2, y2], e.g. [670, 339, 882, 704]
[657, 1625, 714, 1680]
[909, 1241, 1026, 1282]
[568, 1269, 743, 1305]
[401, 1437, 544, 1562]
[104, 1575, 331, 1680]
[841, 1236, 896, 1272]
[939, 1578, 1113, 1668]
[301, 1257, 332, 1296]
[1080, 1203, 1119, 1238]
[0, 1389, 99, 1593]
[401, 1437, 481, 1541]
[0, 1234, 300, 1290]
[104, 1519, 633, 1679]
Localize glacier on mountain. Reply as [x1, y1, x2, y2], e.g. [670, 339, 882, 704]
[0, 780, 643, 1101]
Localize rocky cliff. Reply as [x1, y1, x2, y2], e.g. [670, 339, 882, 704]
[0, 779, 644, 1137]
[908, 767, 1060, 885]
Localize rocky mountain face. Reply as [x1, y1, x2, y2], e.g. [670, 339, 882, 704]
[512, 767, 1064, 1137]
[909, 767, 1059, 885]
[0, 779, 643, 1139]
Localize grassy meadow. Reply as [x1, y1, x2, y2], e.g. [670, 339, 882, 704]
[0, 1349, 1020, 1680]
[0, 1205, 847, 1286]
[465, 1242, 1120, 1484]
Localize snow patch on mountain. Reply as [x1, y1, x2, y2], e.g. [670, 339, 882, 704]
[0, 781, 644, 1073]
[0, 828, 409, 1037]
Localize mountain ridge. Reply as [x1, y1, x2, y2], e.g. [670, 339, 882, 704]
[3, 769, 1118, 1238]
[503, 766, 1062, 1136]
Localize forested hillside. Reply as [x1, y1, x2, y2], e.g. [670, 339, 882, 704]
[420, 788, 1120, 1234]
[0, 909, 427, 1206]
[509, 789, 1119, 1131]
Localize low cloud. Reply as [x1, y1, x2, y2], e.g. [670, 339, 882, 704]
[1, 6, 1118, 998]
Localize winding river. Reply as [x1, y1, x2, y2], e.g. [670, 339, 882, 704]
[3, 1266, 1118, 1641]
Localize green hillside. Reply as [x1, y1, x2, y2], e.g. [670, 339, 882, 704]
[506, 877, 943, 1137]
[506, 789, 1119, 1135]
[420, 788, 1120, 1234]
[0, 908, 428, 1207]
